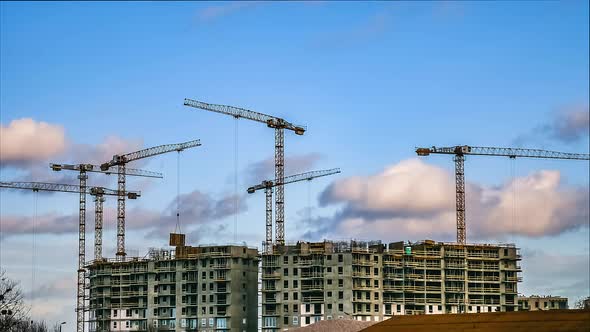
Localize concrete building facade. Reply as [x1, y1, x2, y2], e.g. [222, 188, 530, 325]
[86, 244, 259, 332]
[518, 295, 568, 311]
[261, 240, 521, 331]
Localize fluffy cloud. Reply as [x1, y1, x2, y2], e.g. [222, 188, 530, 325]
[306, 159, 589, 242]
[0, 118, 67, 167]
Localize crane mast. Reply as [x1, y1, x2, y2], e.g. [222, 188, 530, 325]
[100, 139, 201, 258]
[416, 145, 590, 244]
[247, 168, 341, 252]
[185, 98, 305, 245]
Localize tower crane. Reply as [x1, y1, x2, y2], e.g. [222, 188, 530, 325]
[99, 139, 201, 258]
[184, 98, 305, 245]
[247, 168, 341, 251]
[0, 181, 140, 332]
[48, 164, 160, 332]
[416, 145, 590, 244]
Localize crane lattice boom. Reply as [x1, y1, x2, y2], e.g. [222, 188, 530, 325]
[100, 139, 201, 170]
[184, 98, 305, 134]
[51, 163, 163, 178]
[0, 181, 140, 198]
[416, 145, 590, 160]
[247, 168, 341, 193]
[416, 145, 590, 244]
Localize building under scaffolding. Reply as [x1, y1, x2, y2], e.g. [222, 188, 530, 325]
[260, 240, 521, 331]
[86, 236, 259, 332]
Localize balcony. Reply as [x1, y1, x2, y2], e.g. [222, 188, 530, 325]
[444, 286, 464, 293]
[352, 259, 373, 266]
[262, 272, 281, 279]
[301, 272, 324, 279]
[382, 285, 403, 292]
[301, 284, 324, 291]
[302, 296, 324, 303]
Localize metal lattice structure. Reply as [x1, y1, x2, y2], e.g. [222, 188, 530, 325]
[0, 181, 141, 332]
[416, 145, 590, 244]
[100, 140, 201, 258]
[247, 168, 341, 250]
[185, 98, 305, 245]
[49, 163, 156, 332]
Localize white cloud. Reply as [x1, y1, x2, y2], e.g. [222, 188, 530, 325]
[309, 159, 589, 242]
[0, 118, 67, 166]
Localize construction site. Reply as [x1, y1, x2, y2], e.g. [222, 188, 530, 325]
[1, 95, 588, 332]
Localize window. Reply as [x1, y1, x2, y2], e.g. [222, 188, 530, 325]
[209, 283, 213, 291]
[283, 292, 289, 300]
[339, 304, 343, 311]
[125, 309, 131, 317]
[374, 292, 379, 300]
[305, 304, 310, 313]
[327, 291, 332, 297]
[374, 280, 378, 287]
[202, 295, 206, 303]
[338, 267, 343, 274]
[113, 310, 118, 317]
[374, 304, 379, 312]
[293, 316, 299, 325]
[243, 283, 246, 289]
[283, 304, 289, 312]
[153, 309, 157, 316]
[294, 292, 298, 300]
[396, 304, 401, 313]
[209, 294, 214, 302]
[294, 280, 298, 288]
[438, 305, 442, 311]
[209, 307, 213, 314]
[284, 280, 289, 288]
[327, 255, 332, 261]
[202, 283, 206, 291]
[202, 271, 206, 279]
[293, 256, 298, 264]
[293, 304, 298, 312]
[217, 318, 227, 328]
[201, 318, 207, 327]
[374, 255, 379, 262]
[338, 279, 343, 287]
[284, 316, 289, 325]
[293, 268, 298, 276]
[284, 268, 289, 276]
[284, 256, 289, 264]
[338, 291, 344, 300]
[338, 254, 343, 263]
[328, 303, 332, 310]
[113, 322, 117, 329]
[327, 267, 332, 273]
[305, 316, 310, 324]
[429, 305, 433, 313]
[264, 317, 277, 328]
[374, 268, 378, 275]
[327, 279, 332, 285]
[209, 318, 214, 327]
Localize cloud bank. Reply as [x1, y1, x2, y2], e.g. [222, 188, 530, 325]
[304, 159, 589, 242]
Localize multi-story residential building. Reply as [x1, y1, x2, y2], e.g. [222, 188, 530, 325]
[86, 242, 259, 332]
[260, 239, 521, 331]
[518, 295, 568, 311]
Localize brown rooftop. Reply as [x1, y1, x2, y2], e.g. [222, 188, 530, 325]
[360, 309, 590, 332]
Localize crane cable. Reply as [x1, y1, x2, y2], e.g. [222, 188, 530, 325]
[510, 159, 516, 244]
[175, 151, 181, 234]
[234, 118, 239, 243]
[31, 190, 38, 319]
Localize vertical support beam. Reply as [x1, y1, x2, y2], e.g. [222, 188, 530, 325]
[454, 155, 466, 244]
[274, 127, 285, 245]
[265, 186, 273, 253]
[94, 194, 105, 260]
[116, 164, 126, 258]
[77, 170, 87, 332]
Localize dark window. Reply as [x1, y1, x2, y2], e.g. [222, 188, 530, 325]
[294, 292, 298, 300]
[328, 303, 332, 310]
[327, 267, 332, 273]
[374, 255, 379, 262]
[374, 268, 378, 275]
[339, 304, 343, 311]
[284, 256, 289, 264]
[202, 295, 206, 303]
[209, 307, 213, 314]
[374, 292, 379, 300]
[327, 255, 332, 261]
[284, 316, 289, 325]
[339, 279, 343, 287]
[284, 280, 288, 288]
[305, 304, 310, 313]
[339, 291, 344, 300]
[283, 304, 288, 312]
[338, 254, 343, 263]
[374, 304, 379, 312]
[284, 268, 289, 276]
[283, 293, 288, 300]
[327, 279, 332, 285]
[338, 267, 343, 274]
[293, 280, 298, 288]
[293, 304, 298, 312]
[327, 291, 332, 297]
[305, 316, 310, 324]
[293, 268, 298, 276]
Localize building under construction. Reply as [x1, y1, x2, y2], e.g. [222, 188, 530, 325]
[261, 240, 521, 331]
[86, 237, 259, 332]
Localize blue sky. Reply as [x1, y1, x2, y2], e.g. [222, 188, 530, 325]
[1, 1, 589, 330]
